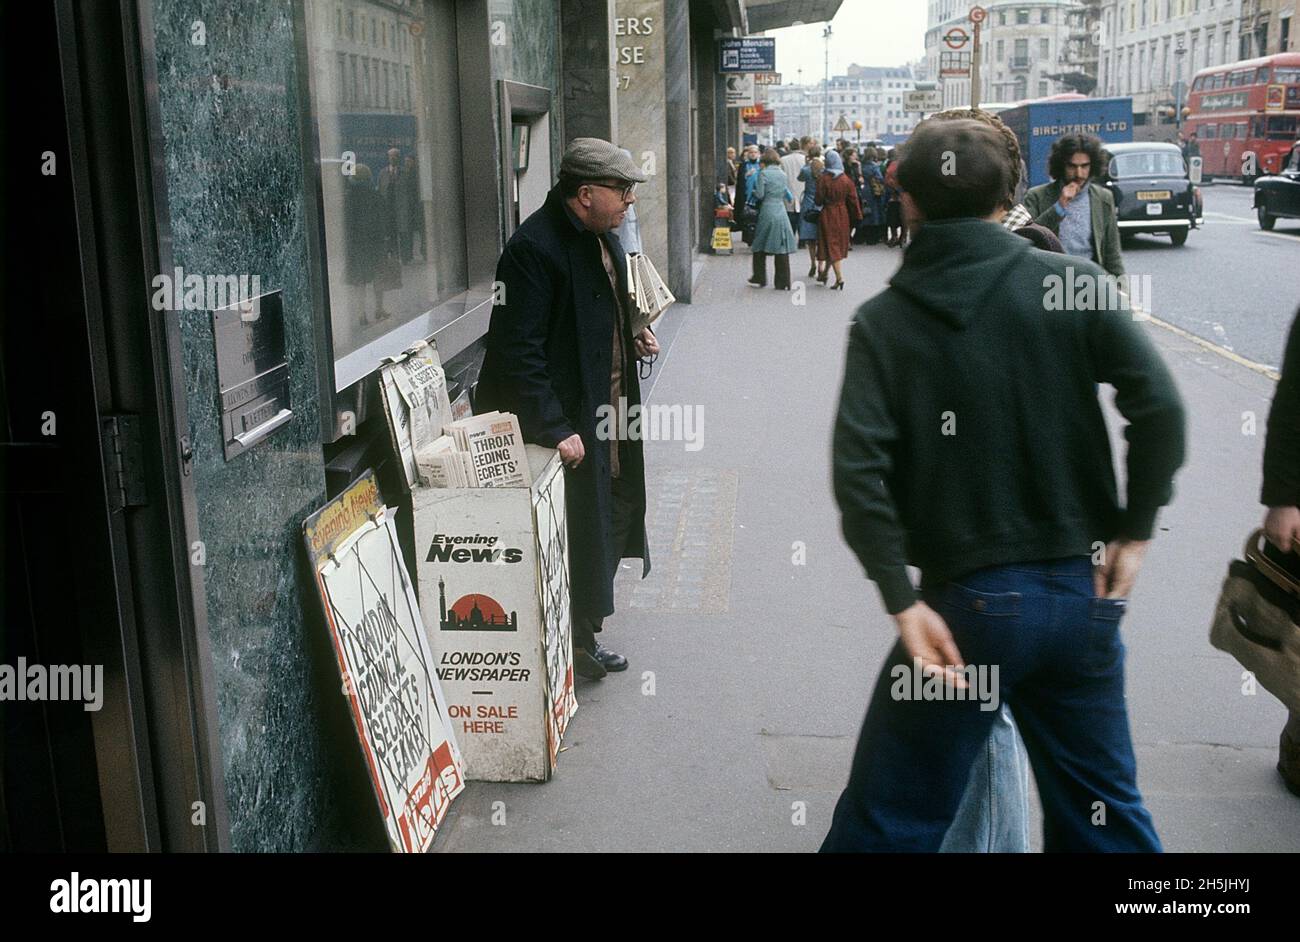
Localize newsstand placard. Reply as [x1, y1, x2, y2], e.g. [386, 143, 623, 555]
[303, 471, 465, 852]
[413, 444, 577, 782]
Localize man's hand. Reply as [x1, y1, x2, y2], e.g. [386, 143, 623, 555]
[1264, 506, 1300, 553]
[894, 601, 968, 689]
[1093, 538, 1150, 599]
[1058, 180, 1083, 209]
[634, 327, 659, 359]
[557, 433, 585, 469]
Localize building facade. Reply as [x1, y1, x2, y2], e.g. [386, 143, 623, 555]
[1097, 0, 1295, 128]
[926, 0, 1091, 108]
[763, 65, 919, 145]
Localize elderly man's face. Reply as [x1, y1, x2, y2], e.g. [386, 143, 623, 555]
[387, 148, 400, 167]
[578, 180, 636, 233]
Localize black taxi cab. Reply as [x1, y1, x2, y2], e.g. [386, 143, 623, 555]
[1254, 140, 1300, 229]
[1100, 142, 1204, 246]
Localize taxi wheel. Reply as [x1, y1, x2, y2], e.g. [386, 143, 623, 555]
[1258, 201, 1277, 230]
[1169, 228, 1188, 246]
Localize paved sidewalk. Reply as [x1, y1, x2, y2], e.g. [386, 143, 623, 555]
[434, 241, 1298, 853]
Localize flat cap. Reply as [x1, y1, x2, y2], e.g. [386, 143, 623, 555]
[560, 138, 649, 183]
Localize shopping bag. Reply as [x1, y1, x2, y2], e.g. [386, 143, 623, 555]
[1209, 529, 1300, 712]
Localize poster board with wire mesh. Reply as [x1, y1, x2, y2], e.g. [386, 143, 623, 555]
[303, 470, 466, 852]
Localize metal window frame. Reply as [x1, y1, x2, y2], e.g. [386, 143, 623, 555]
[290, 0, 502, 444]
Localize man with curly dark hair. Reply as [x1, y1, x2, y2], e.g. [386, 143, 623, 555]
[1022, 134, 1124, 277]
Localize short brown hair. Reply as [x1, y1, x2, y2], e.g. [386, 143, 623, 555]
[897, 118, 1012, 221]
[929, 108, 1021, 206]
[761, 147, 781, 166]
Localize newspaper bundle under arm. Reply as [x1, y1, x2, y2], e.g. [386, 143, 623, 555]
[624, 252, 675, 335]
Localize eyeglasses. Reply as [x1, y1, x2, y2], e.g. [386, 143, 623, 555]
[587, 181, 637, 202]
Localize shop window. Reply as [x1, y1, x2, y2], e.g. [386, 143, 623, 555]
[301, 0, 468, 386]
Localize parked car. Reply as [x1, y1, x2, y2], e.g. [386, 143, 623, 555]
[1254, 141, 1300, 230]
[1100, 141, 1203, 246]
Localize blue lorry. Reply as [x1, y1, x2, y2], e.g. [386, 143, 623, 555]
[996, 95, 1135, 190]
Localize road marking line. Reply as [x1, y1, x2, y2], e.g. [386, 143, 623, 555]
[1144, 314, 1280, 381]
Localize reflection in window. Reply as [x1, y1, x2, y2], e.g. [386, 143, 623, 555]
[303, 0, 468, 372]
[1111, 151, 1186, 176]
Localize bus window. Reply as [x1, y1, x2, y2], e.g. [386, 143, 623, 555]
[1256, 67, 1270, 83]
[1236, 122, 1248, 138]
[1267, 115, 1298, 140]
[1275, 67, 1300, 84]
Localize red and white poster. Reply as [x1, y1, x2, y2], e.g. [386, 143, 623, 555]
[304, 471, 465, 852]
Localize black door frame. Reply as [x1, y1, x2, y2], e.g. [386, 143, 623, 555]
[48, 0, 230, 851]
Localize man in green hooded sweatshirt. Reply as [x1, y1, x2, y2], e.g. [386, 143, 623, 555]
[821, 118, 1186, 852]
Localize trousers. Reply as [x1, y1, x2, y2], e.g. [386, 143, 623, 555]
[751, 251, 791, 289]
[571, 473, 637, 653]
[821, 556, 1161, 853]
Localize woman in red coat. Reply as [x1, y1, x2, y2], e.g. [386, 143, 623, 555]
[815, 149, 862, 289]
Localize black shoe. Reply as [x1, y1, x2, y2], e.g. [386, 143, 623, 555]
[573, 647, 607, 680]
[592, 643, 628, 672]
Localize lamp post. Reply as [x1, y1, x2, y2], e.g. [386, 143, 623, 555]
[1174, 36, 1187, 133]
[823, 23, 832, 144]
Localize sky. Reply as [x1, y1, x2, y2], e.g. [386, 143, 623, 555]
[765, 0, 929, 84]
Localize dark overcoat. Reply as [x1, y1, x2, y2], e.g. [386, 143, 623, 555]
[475, 186, 650, 619]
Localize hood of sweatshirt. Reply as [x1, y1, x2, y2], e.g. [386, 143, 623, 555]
[889, 218, 1034, 330]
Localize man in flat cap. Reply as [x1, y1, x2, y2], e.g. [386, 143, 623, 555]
[475, 138, 658, 680]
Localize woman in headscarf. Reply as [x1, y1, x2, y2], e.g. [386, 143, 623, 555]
[797, 145, 823, 276]
[857, 148, 888, 245]
[815, 149, 862, 289]
[746, 148, 798, 290]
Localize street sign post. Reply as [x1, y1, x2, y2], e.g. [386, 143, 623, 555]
[969, 6, 986, 109]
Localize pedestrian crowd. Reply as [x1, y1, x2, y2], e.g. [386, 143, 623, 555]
[723, 137, 909, 292]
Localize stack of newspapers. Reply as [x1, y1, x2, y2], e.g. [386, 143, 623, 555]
[417, 411, 531, 489]
[625, 253, 675, 333]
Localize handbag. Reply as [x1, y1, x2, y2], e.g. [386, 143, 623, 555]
[1209, 529, 1300, 712]
[803, 205, 822, 224]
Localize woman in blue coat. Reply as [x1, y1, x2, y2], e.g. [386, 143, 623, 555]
[747, 148, 798, 290]
[797, 146, 823, 276]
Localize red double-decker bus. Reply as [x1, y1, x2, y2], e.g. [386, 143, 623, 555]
[1185, 52, 1300, 181]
